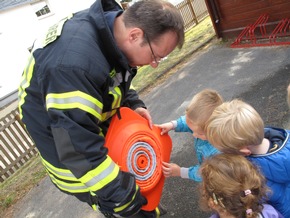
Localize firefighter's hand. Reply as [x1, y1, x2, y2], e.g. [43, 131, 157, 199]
[134, 107, 153, 129]
[98, 172, 147, 217]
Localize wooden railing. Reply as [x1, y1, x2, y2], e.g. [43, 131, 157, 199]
[0, 109, 37, 182]
[0, 0, 209, 182]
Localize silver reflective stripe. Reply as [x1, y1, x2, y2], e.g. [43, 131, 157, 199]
[46, 91, 103, 119]
[42, 160, 78, 180]
[109, 72, 122, 91]
[85, 161, 116, 187]
[46, 96, 98, 110]
[50, 175, 89, 192]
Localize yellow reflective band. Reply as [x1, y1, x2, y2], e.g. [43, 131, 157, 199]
[41, 157, 78, 181]
[49, 173, 90, 193]
[41, 155, 119, 194]
[111, 87, 122, 109]
[18, 54, 36, 119]
[90, 191, 97, 196]
[101, 87, 122, 121]
[80, 156, 119, 192]
[101, 109, 117, 122]
[114, 185, 139, 213]
[109, 68, 117, 78]
[46, 91, 103, 120]
[156, 206, 160, 218]
[129, 84, 136, 90]
[92, 204, 97, 211]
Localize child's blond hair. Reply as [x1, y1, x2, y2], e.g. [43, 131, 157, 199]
[185, 89, 223, 131]
[200, 153, 269, 218]
[205, 99, 264, 154]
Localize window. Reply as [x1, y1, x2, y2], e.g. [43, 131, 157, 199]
[31, 1, 52, 18]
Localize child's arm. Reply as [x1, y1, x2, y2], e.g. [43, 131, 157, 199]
[186, 165, 202, 182]
[162, 162, 202, 182]
[175, 116, 192, 133]
[156, 115, 193, 135]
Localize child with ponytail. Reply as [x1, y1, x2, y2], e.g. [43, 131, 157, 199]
[199, 153, 283, 218]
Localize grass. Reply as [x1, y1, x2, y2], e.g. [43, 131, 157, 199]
[0, 154, 47, 217]
[0, 16, 215, 217]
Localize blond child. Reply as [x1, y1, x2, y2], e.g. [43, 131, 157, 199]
[200, 153, 283, 218]
[157, 89, 223, 182]
[206, 99, 290, 217]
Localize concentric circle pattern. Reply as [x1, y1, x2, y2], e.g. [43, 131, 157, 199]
[126, 141, 161, 192]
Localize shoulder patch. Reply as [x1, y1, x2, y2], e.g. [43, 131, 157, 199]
[43, 14, 73, 47]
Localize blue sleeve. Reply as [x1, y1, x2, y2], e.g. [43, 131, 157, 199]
[175, 115, 193, 133]
[195, 139, 220, 164]
[201, 143, 220, 159]
[188, 165, 202, 182]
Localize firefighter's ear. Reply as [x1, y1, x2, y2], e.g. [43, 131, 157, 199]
[128, 28, 143, 43]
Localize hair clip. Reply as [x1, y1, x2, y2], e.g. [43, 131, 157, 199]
[212, 193, 226, 208]
[246, 209, 253, 214]
[244, 189, 251, 196]
[218, 198, 226, 209]
[212, 193, 218, 205]
[241, 189, 252, 197]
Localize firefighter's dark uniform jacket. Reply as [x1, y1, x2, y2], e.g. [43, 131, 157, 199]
[18, 0, 146, 214]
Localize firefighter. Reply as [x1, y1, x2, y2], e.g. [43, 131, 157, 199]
[18, 0, 184, 217]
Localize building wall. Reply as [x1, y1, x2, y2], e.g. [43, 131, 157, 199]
[0, 0, 96, 49]
[0, 0, 95, 102]
[205, 0, 290, 39]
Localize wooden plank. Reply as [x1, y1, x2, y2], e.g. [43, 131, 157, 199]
[13, 121, 34, 148]
[0, 133, 16, 167]
[206, 0, 290, 38]
[2, 129, 22, 162]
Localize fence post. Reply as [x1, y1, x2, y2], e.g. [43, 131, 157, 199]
[187, 0, 198, 24]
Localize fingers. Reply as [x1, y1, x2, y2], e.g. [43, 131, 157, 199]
[162, 161, 172, 178]
[142, 111, 153, 129]
[160, 129, 166, 135]
[155, 124, 165, 135]
[155, 124, 171, 135]
[135, 108, 153, 129]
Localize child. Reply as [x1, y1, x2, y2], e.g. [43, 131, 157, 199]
[206, 99, 290, 217]
[200, 153, 284, 218]
[157, 89, 223, 182]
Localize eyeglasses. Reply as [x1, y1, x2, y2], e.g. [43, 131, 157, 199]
[144, 33, 166, 64]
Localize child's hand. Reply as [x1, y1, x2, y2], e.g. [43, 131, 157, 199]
[155, 122, 175, 135]
[162, 161, 181, 177]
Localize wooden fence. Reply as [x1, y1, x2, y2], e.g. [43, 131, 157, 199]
[0, 0, 209, 182]
[176, 0, 209, 31]
[0, 109, 37, 182]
